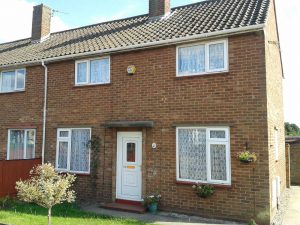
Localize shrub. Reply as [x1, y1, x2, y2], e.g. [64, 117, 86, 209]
[16, 163, 76, 225]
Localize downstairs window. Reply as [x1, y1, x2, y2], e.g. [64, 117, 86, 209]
[56, 128, 91, 174]
[7, 129, 35, 160]
[176, 127, 231, 185]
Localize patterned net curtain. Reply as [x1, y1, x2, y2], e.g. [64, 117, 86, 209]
[70, 129, 90, 172]
[25, 130, 35, 159]
[9, 130, 25, 160]
[2, 71, 15, 92]
[209, 43, 224, 70]
[58, 142, 68, 169]
[178, 128, 207, 181]
[210, 144, 227, 181]
[90, 58, 110, 84]
[178, 45, 205, 75]
[77, 62, 87, 83]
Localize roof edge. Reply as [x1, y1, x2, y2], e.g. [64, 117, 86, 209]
[0, 24, 265, 69]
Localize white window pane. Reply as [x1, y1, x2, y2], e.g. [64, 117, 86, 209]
[90, 58, 110, 84]
[210, 144, 227, 181]
[9, 130, 25, 160]
[70, 129, 90, 172]
[178, 128, 207, 181]
[59, 131, 69, 138]
[16, 70, 25, 89]
[209, 43, 225, 70]
[2, 71, 15, 92]
[26, 130, 35, 159]
[77, 62, 87, 83]
[210, 130, 226, 139]
[58, 142, 68, 169]
[178, 45, 205, 75]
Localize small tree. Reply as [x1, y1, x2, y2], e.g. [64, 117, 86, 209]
[16, 163, 76, 225]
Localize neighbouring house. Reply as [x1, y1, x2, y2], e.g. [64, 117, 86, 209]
[0, 0, 285, 224]
[286, 137, 300, 185]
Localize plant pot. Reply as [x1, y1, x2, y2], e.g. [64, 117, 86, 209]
[240, 158, 254, 164]
[148, 202, 158, 214]
[197, 192, 213, 198]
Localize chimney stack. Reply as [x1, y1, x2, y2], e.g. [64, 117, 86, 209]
[31, 4, 52, 42]
[149, 0, 171, 18]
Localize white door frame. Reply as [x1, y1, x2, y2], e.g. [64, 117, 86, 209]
[116, 132, 142, 201]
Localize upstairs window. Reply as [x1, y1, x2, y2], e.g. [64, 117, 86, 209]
[0, 69, 26, 93]
[75, 57, 110, 85]
[176, 127, 231, 185]
[177, 40, 228, 76]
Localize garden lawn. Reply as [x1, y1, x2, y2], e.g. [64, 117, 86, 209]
[0, 200, 146, 225]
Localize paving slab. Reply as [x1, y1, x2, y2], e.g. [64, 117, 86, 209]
[282, 186, 300, 225]
[81, 204, 246, 225]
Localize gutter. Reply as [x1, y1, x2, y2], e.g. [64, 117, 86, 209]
[41, 61, 48, 164]
[0, 24, 265, 70]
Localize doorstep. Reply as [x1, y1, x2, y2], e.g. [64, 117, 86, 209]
[102, 199, 146, 214]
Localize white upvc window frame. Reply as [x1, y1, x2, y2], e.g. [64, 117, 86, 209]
[0, 68, 26, 93]
[274, 128, 279, 161]
[176, 126, 231, 185]
[56, 128, 91, 174]
[176, 39, 228, 77]
[75, 56, 110, 86]
[7, 129, 36, 160]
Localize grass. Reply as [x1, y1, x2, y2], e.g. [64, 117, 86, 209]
[0, 199, 146, 225]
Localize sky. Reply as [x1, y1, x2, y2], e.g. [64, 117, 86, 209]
[0, 0, 299, 126]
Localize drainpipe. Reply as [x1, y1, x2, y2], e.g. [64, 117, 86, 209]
[41, 61, 48, 164]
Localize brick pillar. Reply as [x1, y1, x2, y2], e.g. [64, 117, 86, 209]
[285, 143, 291, 188]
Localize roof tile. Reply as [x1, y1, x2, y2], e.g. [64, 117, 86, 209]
[0, 0, 270, 67]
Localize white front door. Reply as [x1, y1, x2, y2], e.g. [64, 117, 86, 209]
[116, 132, 142, 201]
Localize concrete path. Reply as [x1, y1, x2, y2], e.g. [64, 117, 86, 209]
[282, 186, 300, 225]
[82, 204, 245, 225]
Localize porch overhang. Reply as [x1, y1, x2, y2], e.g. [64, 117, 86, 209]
[103, 121, 154, 128]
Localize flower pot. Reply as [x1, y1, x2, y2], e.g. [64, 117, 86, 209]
[197, 192, 213, 198]
[148, 202, 158, 214]
[240, 158, 254, 164]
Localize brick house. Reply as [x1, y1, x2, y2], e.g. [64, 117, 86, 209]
[0, 0, 285, 224]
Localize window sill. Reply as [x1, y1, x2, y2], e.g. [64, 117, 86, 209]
[57, 171, 90, 176]
[74, 83, 111, 88]
[176, 71, 229, 79]
[176, 180, 232, 189]
[5, 158, 41, 162]
[0, 90, 25, 95]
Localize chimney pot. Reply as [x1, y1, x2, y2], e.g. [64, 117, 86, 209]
[149, 0, 171, 18]
[31, 4, 52, 42]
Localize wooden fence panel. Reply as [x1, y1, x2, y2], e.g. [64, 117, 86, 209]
[0, 158, 42, 197]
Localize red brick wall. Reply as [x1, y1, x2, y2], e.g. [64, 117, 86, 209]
[0, 30, 282, 224]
